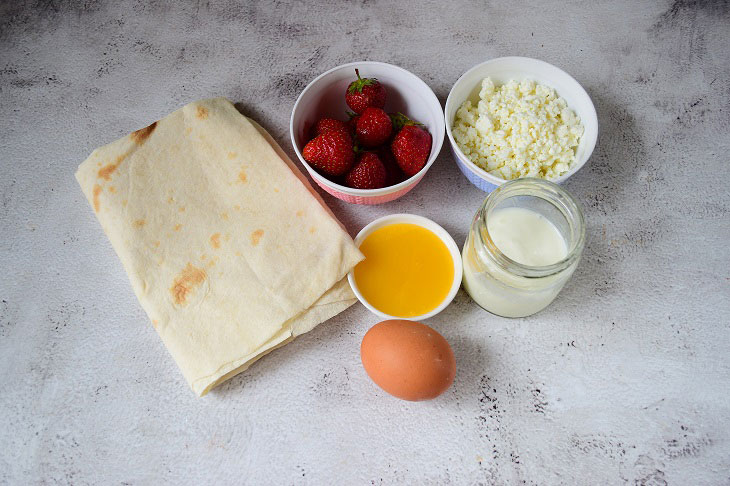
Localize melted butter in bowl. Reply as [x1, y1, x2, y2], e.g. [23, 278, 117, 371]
[348, 214, 462, 320]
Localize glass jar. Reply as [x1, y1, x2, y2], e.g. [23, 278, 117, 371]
[462, 178, 585, 318]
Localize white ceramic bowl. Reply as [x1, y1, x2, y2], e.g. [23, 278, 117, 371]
[444, 57, 598, 192]
[347, 214, 463, 320]
[290, 62, 445, 205]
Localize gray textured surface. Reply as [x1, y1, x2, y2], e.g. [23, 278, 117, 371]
[1, 1, 729, 484]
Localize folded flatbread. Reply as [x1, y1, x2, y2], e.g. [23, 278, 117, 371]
[76, 98, 364, 396]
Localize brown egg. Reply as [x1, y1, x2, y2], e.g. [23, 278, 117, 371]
[360, 319, 456, 401]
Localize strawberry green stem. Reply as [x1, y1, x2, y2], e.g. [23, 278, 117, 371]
[348, 69, 378, 94]
[389, 112, 423, 131]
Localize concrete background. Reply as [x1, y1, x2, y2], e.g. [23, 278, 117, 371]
[1, 1, 729, 484]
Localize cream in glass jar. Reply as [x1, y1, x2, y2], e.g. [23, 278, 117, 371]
[462, 178, 585, 317]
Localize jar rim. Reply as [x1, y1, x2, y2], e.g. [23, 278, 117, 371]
[476, 178, 586, 278]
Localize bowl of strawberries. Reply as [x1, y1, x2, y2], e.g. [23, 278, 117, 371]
[290, 61, 445, 205]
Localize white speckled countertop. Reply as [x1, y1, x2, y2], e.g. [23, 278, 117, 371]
[1, 1, 729, 484]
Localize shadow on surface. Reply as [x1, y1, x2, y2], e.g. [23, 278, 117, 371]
[559, 88, 648, 304]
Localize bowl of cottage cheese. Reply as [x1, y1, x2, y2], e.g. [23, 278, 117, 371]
[444, 57, 598, 192]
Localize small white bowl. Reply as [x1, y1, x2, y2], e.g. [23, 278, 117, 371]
[444, 57, 598, 192]
[347, 214, 463, 320]
[290, 61, 445, 205]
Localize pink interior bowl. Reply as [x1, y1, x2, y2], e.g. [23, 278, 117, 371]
[290, 61, 445, 205]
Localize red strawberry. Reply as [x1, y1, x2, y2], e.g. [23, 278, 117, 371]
[355, 107, 393, 147]
[302, 130, 354, 176]
[375, 146, 406, 186]
[346, 69, 387, 114]
[345, 152, 387, 189]
[314, 118, 349, 137]
[390, 114, 432, 177]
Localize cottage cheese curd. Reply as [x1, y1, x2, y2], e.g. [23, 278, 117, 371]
[453, 77, 584, 180]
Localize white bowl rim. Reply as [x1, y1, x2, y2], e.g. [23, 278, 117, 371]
[444, 56, 598, 187]
[347, 213, 463, 321]
[290, 61, 445, 197]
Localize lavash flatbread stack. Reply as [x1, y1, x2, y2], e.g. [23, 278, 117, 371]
[76, 98, 363, 396]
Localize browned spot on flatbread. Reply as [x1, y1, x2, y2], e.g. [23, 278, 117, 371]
[201, 254, 207, 260]
[250, 229, 264, 246]
[227, 152, 237, 159]
[179, 206, 185, 212]
[185, 127, 192, 135]
[152, 319, 159, 328]
[235, 251, 242, 257]
[108, 186, 116, 194]
[167, 196, 174, 204]
[196, 106, 209, 119]
[92, 184, 102, 212]
[130, 121, 157, 145]
[174, 223, 182, 231]
[133, 219, 146, 228]
[273, 187, 279, 193]
[153, 240, 160, 247]
[238, 169, 247, 183]
[170, 263, 206, 306]
[98, 155, 125, 181]
[98, 164, 117, 181]
[210, 233, 221, 249]
[296, 210, 304, 217]
[221, 212, 229, 220]
[234, 205, 241, 211]
[309, 226, 317, 234]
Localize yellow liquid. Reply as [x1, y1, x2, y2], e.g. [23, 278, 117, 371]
[354, 223, 454, 317]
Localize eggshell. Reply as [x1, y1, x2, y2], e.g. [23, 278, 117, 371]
[360, 319, 456, 401]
